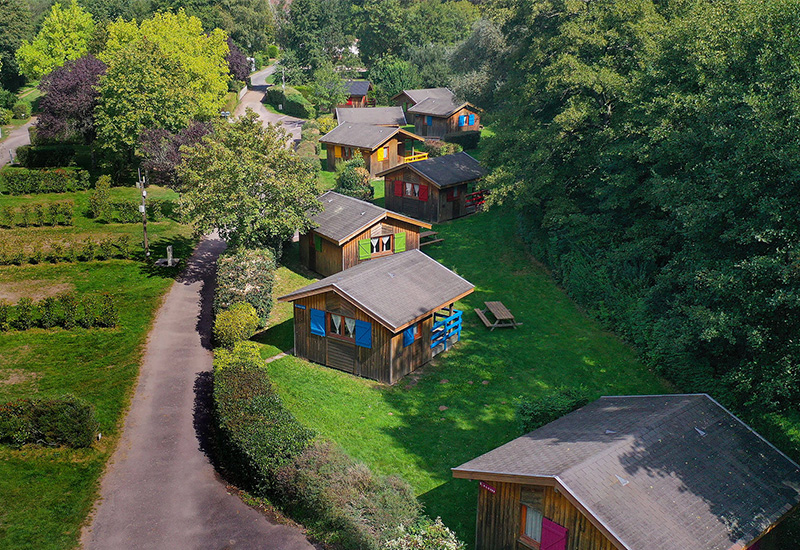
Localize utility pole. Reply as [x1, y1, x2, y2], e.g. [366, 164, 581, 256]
[138, 169, 149, 258]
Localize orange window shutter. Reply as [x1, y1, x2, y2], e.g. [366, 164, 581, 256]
[335, 146, 342, 158]
[377, 147, 384, 161]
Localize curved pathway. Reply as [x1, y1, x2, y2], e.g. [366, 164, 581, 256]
[236, 66, 304, 146]
[0, 117, 36, 168]
[81, 236, 315, 550]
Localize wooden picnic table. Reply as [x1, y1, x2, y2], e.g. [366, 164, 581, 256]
[420, 230, 444, 247]
[475, 301, 522, 331]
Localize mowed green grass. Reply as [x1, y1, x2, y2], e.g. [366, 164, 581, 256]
[0, 188, 193, 549]
[260, 207, 671, 545]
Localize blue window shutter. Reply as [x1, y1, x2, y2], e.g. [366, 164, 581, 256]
[458, 115, 465, 127]
[426, 116, 432, 126]
[355, 320, 372, 348]
[403, 326, 415, 347]
[469, 113, 475, 125]
[310, 308, 326, 336]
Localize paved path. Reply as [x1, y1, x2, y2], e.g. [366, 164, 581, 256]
[81, 236, 315, 550]
[236, 66, 304, 146]
[0, 117, 36, 167]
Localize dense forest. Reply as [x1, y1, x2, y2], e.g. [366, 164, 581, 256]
[1, 0, 797, 426]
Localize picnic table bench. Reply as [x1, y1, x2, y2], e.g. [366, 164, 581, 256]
[420, 230, 444, 247]
[475, 301, 522, 331]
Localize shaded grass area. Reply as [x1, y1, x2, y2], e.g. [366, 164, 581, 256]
[0, 258, 183, 549]
[258, 207, 671, 545]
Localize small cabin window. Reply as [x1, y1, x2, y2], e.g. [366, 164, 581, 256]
[370, 235, 393, 255]
[520, 488, 544, 546]
[405, 182, 420, 198]
[328, 313, 356, 342]
[403, 321, 423, 347]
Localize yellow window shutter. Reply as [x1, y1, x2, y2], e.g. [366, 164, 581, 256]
[376, 147, 384, 161]
[335, 146, 342, 158]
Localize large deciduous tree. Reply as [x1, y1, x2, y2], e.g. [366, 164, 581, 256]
[177, 110, 320, 251]
[311, 63, 348, 113]
[0, 0, 32, 91]
[281, 0, 353, 70]
[368, 56, 420, 105]
[37, 55, 106, 143]
[16, 0, 96, 80]
[227, 38, 250, 82]
[139, 121, 211, 188]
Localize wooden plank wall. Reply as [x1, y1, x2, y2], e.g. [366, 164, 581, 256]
[389, 315, 433, 383]
[341, 219, 422, 270]
[383, 170, 441, 223]
[472, 481, 618, 550]
[412, 109, 480, 138]
[366, 137, 403, 177]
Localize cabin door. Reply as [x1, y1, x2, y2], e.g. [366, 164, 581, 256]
[540, 518, 568, 550]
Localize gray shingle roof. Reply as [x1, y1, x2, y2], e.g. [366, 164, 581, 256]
[309, 191, 429, 244]
[453, 394, 800, 550]
[407, 95, 471, 117]
[345, 80, 371, 97]
[320, 123, 421, 150]
[334, 107, 406, 126]
[278, 249, 474, 331]
[395, 87, 455, 105]
[377, 152, 486, 188]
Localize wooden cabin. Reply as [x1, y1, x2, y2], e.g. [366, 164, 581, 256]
[452, 394, 800, 550]
[278, 250, 474, 384]
[378, 152, 488, 223]
[299, 191, 431, 277]
[391, 88, 481, 138]
[334, 106, 407, 127]
[319, 123, 425, 177]
[338, 80, 373, 108]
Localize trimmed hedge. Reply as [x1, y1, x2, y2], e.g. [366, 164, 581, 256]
[214, 247, 276, 326]
[516, 387, 591, 434]
[213, 302, 259, 348]
[15, 145, 77, 168]
[265, 86, 315, 119]
[443, 130, 480, 150]
[1, 167, 90, 195]
[213, 342, 315, 493]
[0, 201, 74, 227]
[0, 292, 119, 331]
[12, 102, 30, 120]
[0, 395, 98, 448]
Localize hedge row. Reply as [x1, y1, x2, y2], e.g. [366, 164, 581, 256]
[0, 201, 74, 228]
[516, 387, 591, 434]
[443, 130, 480, 151]
[89, 177, 168, 222]
[212, 342, 464, 550]
[0, 235, 136, 266]
[0, 395, 98, 448]
[265, 86, 315, 119]
[0, 292, 120, 331]
[214, 247, 276, 327]
[1, 167, 90, 195]
[15, 144, 76, 168]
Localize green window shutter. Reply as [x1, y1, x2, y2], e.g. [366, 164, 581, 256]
[358, 239, 371, 260]
[394, 232, 406, 253]
[314, 234, 322, 252]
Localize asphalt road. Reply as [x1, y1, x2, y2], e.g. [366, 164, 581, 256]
[236, 66, 304, 146]
[81, 236, 316, 550]
[0, 118, 36, 167]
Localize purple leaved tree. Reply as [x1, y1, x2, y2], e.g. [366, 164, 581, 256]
[227, 38, 250, 83]
[139, 121, 211, 189]
[37, 54, 106, 143]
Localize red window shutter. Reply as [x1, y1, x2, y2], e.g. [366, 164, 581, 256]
[419, 184, 428, 201]
[540, 518, 568, 550]
[394, 180, 403, 196]
[446, 188, 454, 202]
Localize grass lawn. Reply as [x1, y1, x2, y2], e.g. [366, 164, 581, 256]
[255, 206, 671, 545]
[0, 187, 192, 549]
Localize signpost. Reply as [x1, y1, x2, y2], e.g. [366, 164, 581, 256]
[138, 169, 149, 257]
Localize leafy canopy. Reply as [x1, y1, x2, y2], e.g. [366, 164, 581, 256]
[16, 0, 95, 80]
[178, 110, 321, 251]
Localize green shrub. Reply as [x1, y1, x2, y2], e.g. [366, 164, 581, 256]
[0, 109, 11, 125]
[1, 167, 89, 195]
[80, 239, 96, 261]
[316, 115, 337, 134]
[516, 387, 591, 434]
[267, 44, 279, 58]
[15, 144, 76, 168]
[296, 140, 319, 170]
[29, 245, 44, 264]
[59, 292, 78, 329]
[47, 203, 59, 225]
[98, 239, 115, 260]
[78, 294, 101, 328]
[213, 343, 314, 493]
[89, 175, 111, 220]
[111, 199, 141, 223]
[0, 302, 10, 331]
[96, 293, 119, 328]
[149, 199, 164, 221]
[38, 297, 59, 329]
[284, 93, 315, 118]
[443, 130, 480, 150]
[385, 518, 465, 550]
[19, 204, 32, 226]
[46, 242, 63, 263]
[115, 235, 132, 259]
[0, 205, 14, 227]
[422, 139, 462, 158]
[14, 297, 34, 330]
[213, 302, 259, 348]
[0, 395, 98, 448]
[11, 102, 30, 120]
[33, 203, 46, 226]
[214, 248, 276, 326]
[59, 201, 74, 225]
[335, 157, 373, 201]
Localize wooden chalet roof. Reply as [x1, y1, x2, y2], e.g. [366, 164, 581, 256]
[334, 106, 407, 127]
[344, 79, 372, 97]
[319, 123, 423, 150]
[278, 249, 474, 332]
[391, 87, 454, 105]
[309, 191, 430, 245]
[407, 95, 478, 118]
[453, 394, 800, 550]
[376, 152, 487, 188]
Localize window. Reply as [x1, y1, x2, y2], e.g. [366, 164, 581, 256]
[403, 321, 423, 347]
[359, 232, 405, 259]
[403, 182, 428, 201]
[446, 187, 460, 202]
[370, 235, 393, 255]
[521, 504, 543, 544]
[377, 144, 390, 162]
[328, 313, 357, 342]
[458, 115, 466, 127]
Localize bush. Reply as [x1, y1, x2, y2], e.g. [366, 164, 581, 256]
[385, 518, 465, 550]
[213, 302, 260, 348]
[38, 296, 59, 329]
[13, 297, 34, 330]
[0, 395, 98, 448]
[316, 115, 337, 134]
[0, 205, 14, 227]
[422, 139, 462, 158]
[15, 144, 77, 168]
[443, 130, 480, 150]
[0, 89, 15, 110]
[59, 292, 78, 329]
[265, 86, 316, 119]
[78, 294, 101, 328]
[516, 387, 591, 434]
[33, 203, 46, 226]
[0, 109, 11, 125]
[19, 204, 32, 226]
[335, 157, 373, 201]
[267, 44, 279, 58]
[11, 102, 30, 120]
[0, 302, 10, 331]
[89, 175, 111, 220]
[0, 167, 90, 195]
[111, 199, 142, 223]
[214, 248, 276, 326]
[296, 140, 319, 170]
[97, 293, 119, 327]
[213, 342, 314, 493]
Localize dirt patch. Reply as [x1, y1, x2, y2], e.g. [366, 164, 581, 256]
[0, 280, 74, 302]
[0, 369, 41, 387]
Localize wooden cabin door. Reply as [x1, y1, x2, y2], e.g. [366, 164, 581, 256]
[540, 518, 568, 550]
